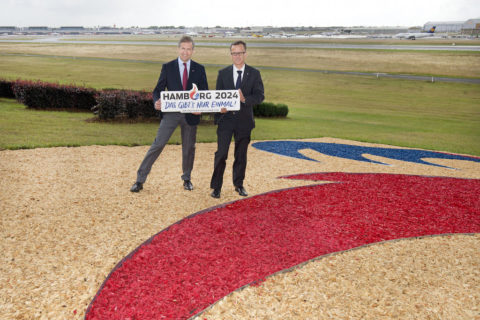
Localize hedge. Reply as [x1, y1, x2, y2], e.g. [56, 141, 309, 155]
[12, 80, 97, 111]
[94, 92, 288, 120]
[3, 78, 288, 120]
[253, 102, 289, 117]
[93, 89, 158, 120]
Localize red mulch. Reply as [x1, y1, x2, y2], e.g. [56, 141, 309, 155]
[86, 173, 480, 319]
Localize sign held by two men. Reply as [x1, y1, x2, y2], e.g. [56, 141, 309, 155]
[161, 83, 240, 113]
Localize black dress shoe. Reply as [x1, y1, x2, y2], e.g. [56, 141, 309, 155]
[130, 182, 143, 192]
[235, 186, 248, 197]
[211, 189, 221, 198]
[183, 180, 194, 191]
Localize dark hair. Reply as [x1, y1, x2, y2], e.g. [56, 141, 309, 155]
[230, 40, 247, 51]
[179, 35, 195, 49]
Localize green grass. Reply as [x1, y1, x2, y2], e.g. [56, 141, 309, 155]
[1, 68, 479, 155]
[0, 55, 162, 90]
[255, 71, 480, 155]
[1, 42, 479, 155]
[0, 98, 217, 148]
[0, 55, 220, 91]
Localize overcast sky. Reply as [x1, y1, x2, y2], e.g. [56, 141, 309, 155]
[2, 0, 479, 28]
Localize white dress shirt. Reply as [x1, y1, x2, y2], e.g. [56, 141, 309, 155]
[233, 64, 245, 85]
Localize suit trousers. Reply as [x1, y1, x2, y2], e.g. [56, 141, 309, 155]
[136, 112, 196, 183]
[210, 121, 251, 190]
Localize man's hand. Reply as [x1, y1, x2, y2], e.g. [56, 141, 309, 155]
[192, 112, 201, 115]
[220, 107, 228, 114]
[238, 89, 246, 103]
[154, 100, 162, 110]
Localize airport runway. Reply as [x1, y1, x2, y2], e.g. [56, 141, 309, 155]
[1, 37, 480, 51]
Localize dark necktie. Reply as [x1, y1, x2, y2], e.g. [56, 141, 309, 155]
[182, 63, 188, 90]
[235, 70, 242, 89]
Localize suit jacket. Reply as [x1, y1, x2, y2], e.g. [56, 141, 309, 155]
[214, 64, 264, 131]
[153, 58, 209, 126]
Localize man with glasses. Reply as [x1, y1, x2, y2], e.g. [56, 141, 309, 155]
[130, 35, 208, 193]
[210, 40, 264, 199]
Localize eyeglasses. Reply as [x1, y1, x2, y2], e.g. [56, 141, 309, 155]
[231, 52, 246, 56]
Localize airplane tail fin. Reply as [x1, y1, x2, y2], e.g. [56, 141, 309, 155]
[428, 26, 436, 33]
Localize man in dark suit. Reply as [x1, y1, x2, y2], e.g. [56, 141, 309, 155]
[210, 40, 264, 198]
[130, 35, 208, 193]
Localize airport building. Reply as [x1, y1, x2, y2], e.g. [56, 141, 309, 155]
[463, 18, 480, 29]
[462, 18, 480, 36]
[58, 26, 85, 34]
[27, 26, 50, 34]
[423, 21, 464, 33]
[0, 26, 18, 34]
[2, 18, 479, 38]
[424, 18, 480, 35]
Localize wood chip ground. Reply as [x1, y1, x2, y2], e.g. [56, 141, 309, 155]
[1, 138, 479, 319]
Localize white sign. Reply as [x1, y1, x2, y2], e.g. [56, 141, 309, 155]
[161, 84, 240, 113]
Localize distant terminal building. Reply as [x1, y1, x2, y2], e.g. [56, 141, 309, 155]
[423, 21, 464, 33]
[3, 19, 479, 38]
[95, 26, 130, 34]
[0, 26, 17, 34]
[57, 26, 85, 34]
[27, 26, 50, 34]
[239, 26, 265, 36]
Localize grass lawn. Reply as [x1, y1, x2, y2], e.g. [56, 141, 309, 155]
[0, 98, 217, 149]
[0, 40, 479, 155]
[1, 70, 479, 155]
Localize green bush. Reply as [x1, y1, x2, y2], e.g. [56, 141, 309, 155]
[276, 103, 289, 117]
[253, 102, 288, 118]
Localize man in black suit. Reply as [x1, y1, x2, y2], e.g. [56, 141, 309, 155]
[210, 41, 264, 198]
[131, 35, 208, 193]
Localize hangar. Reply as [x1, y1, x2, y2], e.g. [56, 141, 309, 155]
[423, 21, 464, 33]
[463, 18, 480, 29]
[423, 18, 480, 35]
[462, 18, 480, 36]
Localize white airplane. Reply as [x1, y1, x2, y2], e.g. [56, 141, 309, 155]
[395, 26, 436, 40]
[281, 32, 297, 38]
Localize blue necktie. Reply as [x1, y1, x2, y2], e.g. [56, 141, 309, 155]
[235, 70, 242, 89]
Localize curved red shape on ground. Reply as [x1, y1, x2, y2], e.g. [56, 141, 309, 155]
[86, 173, 480, 319]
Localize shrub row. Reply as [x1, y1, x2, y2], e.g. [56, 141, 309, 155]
[93, 89, 158, 120]
[254, 102, 289, 117]
[11, 80, 97, 111]
[1, 78, 288, 119]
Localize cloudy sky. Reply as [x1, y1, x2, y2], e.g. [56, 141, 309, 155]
[2, 0, 478, 28]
